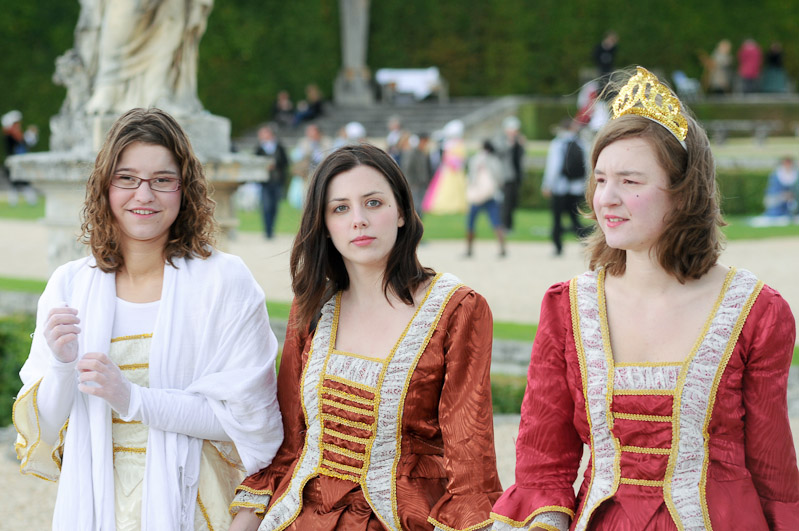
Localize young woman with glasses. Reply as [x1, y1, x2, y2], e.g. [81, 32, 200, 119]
[13, 108, 284, 530]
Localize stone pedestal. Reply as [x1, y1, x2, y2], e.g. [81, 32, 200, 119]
[334, 0, 374, 107]
[334, 71, 374, 107]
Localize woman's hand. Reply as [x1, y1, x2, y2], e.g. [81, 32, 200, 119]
[77, 352, 132, 416]
[228, 508, 261, 531]
[44, 305, 81, 363]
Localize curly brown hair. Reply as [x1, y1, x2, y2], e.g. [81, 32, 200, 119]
[80, 108, 217, 272]
[584, 110, 725, 282]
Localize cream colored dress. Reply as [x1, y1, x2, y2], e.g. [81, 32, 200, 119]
[15, 299, 244, 530]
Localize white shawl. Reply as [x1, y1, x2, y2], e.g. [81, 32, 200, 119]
[19, 251, 283, 530]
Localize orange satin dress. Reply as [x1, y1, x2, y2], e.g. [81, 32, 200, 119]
[491, 268, 799, 530]
[233, 273, 502, 530]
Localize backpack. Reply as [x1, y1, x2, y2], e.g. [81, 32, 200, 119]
[562, 138, 586, 181]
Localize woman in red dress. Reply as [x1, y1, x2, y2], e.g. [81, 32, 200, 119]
[490, 67, 799, 530]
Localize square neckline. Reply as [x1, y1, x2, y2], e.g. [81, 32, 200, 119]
[329, 272, 442, 362]
[597, 267, 737, 371]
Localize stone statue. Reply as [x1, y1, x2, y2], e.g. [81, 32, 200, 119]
[50, 0, 214, 151]
[86, 0, 213, 115]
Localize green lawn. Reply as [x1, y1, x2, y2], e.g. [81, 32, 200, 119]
[2, 198, 799, 242]
[235, 201, 799, 242]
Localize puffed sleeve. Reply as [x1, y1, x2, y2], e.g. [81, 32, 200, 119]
[740, 287, 799, 529]
[427, 290, 504, 531]
[490, 282, 582, 530]
[230, 302, 309, 517]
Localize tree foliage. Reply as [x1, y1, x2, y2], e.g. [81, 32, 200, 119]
[2, 0, 798, 141]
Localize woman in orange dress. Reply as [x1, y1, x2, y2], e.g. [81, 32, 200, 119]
[229, 143, 502, 531]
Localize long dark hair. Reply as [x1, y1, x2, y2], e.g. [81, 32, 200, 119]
[289, 143, 434, 329]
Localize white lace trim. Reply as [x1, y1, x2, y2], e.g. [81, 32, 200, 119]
[491, 510, 569, 530]
[326, 352, 383, 388]
[364, 272, 462, 529]
[259, 294, 335, 530]
[230, 490, 271, 514]
[614, 365, 680, 391]
[666, 269, 759, 530]
[263, 273, 462, 530]
[572, 270, 617, 531]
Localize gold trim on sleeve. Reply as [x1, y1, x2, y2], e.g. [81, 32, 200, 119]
[490, 506, 576, 527]
[427, 515, 494, 531]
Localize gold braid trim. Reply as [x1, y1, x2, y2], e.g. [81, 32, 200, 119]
[197, 491, 214, 531]
[111, 333, 153, 343]
[613, 412, 672, 423]
[490, 506, 576, 527]
[427, 515, 494, 531]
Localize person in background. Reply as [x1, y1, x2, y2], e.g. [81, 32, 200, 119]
[491, 66, 799, 530]
[422, 119, 468, 215]
[13, 108, 283, 529]
[762, 41, 788, 93]
[762, 156, 798, 218]
[541, 118, 590, 257]
[495, 115, 525, 233]
[593, 31, 619, 89]
[2, 109, 39, 206]
[293, 83, 324, 125]
[254, 124, 288, 239]
[271, 90, 295, 129]
[738, 38, 763, 93]
[465, 140, 507, 258]
[386, 114, 404, 163]
[229, 144, 502, 531]
[701, 39, 734, 95]
[401, 132, 434, 217]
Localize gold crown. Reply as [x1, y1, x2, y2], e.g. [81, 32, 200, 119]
[611, 66, 688, 142]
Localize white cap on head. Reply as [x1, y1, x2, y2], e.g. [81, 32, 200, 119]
[443, 119, 464, 139]
[345, 121, 366, 140]
[502, 115, 521, 132]
[2, 110, 22, 129]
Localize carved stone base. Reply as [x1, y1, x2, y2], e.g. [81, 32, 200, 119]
[334, 73, 375, 107]
[50, 112, 232, 156]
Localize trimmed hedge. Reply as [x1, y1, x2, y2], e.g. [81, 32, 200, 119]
[0, 314, 34, 427]
[491, 373, 528, 414]
[518, 162, 770, 216]
[4, 1, 799, 145]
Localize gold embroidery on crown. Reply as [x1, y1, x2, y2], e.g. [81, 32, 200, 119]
[611, 66, 688, 141]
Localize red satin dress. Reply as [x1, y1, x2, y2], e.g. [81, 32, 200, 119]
[491, 268, 799, 530]
[233, 273, 502, 530]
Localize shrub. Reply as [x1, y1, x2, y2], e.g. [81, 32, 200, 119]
[0, 313, 35, 427]
[491, 373, 527, 414]
[518, 163, 770, 216]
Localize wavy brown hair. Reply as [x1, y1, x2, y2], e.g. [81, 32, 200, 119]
[80, 108, 217, 272]
[584, 110, 725, 282]
[290, 143, 434, 330]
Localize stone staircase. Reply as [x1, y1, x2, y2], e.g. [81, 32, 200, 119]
[233, 96, 526, 150]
